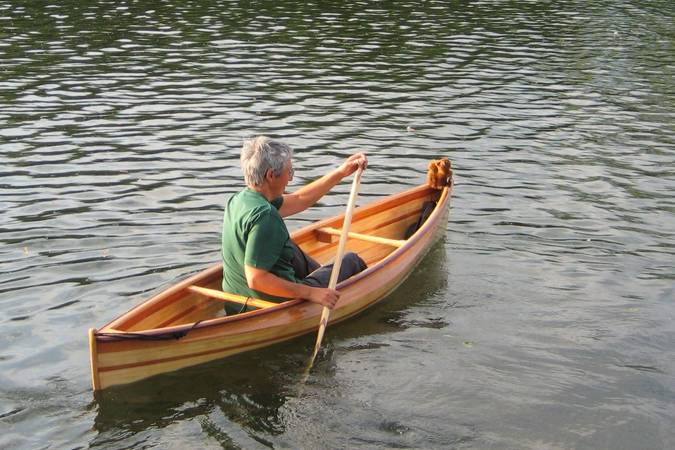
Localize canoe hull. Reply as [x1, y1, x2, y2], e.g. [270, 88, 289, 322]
[90, 182, 451, 390]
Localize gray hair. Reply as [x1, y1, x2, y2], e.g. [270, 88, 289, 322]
[240, 136, 293, 186]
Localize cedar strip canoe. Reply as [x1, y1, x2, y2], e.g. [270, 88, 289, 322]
[89, 176, 452, 391]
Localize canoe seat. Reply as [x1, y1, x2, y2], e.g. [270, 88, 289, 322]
[186, 285, 277, 309]
[316, 227, 406, 248]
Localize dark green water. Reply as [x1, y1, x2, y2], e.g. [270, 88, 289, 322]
[1, 1, 674, 448]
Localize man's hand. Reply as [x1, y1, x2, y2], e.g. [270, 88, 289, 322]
[245, 265, 341, 309]
[307, 287, 340, 309]
[340, 153, 368, 178]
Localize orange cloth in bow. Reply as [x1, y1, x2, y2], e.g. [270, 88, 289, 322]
[427, 158, 452, 190]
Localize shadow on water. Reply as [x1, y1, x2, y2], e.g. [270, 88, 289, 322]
[91, 347, 298, 440]
[90, 243, 448, 443]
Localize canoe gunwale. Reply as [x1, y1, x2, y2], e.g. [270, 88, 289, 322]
[337, 182, 450, 290]
[95, 182, 451, 343]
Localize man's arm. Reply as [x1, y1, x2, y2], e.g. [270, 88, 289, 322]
[279, 153, 367, 218]
[244, 265, 340, 309]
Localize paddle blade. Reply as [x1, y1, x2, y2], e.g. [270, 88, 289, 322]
[309, 306, 330, 363]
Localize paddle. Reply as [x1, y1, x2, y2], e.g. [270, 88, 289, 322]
[308, 165, 364, 368]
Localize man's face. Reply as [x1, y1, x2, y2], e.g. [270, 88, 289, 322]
[268, 161, 293, 196]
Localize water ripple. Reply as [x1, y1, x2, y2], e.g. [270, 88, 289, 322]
[1, 0, 674, 448]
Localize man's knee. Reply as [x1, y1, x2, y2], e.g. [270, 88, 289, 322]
[343, 252, 367, 273]
[302, 252, 366, 288]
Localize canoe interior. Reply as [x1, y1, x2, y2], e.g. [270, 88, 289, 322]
[102, 185, 443, 333]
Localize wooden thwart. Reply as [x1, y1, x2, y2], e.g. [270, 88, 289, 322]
[316, 227, 406, 248]
[186, 285, 277, 309]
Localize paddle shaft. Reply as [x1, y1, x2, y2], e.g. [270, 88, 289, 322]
[310, 166, 363, 362]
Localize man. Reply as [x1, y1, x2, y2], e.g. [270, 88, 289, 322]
[221, 136, 368, 310]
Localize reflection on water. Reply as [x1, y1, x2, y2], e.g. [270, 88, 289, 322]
[1, 0, 674, 448]
[92, 350, 292, 436]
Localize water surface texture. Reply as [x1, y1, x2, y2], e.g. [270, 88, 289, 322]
[1, 1, 674, 448]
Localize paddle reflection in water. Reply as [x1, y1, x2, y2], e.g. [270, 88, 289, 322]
[91, 244, 448, 445]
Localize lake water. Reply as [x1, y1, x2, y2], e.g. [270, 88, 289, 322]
[1, 0, 674, 448]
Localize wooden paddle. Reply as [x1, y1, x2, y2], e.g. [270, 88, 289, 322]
[308, 165, 364, 367]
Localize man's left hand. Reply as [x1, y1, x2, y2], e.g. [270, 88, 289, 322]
[340, 153, 368, 177]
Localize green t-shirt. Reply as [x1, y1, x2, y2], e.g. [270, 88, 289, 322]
[221, 188, 298, 302]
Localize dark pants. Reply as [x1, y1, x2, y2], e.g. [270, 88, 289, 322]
[290, 241, 367, 288]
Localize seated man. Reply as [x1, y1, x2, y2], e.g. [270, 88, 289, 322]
[221, 136, 367, 310]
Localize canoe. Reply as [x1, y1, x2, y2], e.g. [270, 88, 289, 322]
[89, 171, 452, 391]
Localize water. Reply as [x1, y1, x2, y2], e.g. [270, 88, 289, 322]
[1, 0, 674, 448]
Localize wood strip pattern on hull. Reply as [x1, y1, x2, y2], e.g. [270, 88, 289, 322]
[90, 181, 452, 390]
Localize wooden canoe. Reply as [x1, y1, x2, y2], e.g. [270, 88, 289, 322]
[89, 177, 452, 391]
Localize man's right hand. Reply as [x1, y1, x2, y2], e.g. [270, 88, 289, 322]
[307, 287, 340, 309]
[246, 265, 342, 309]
